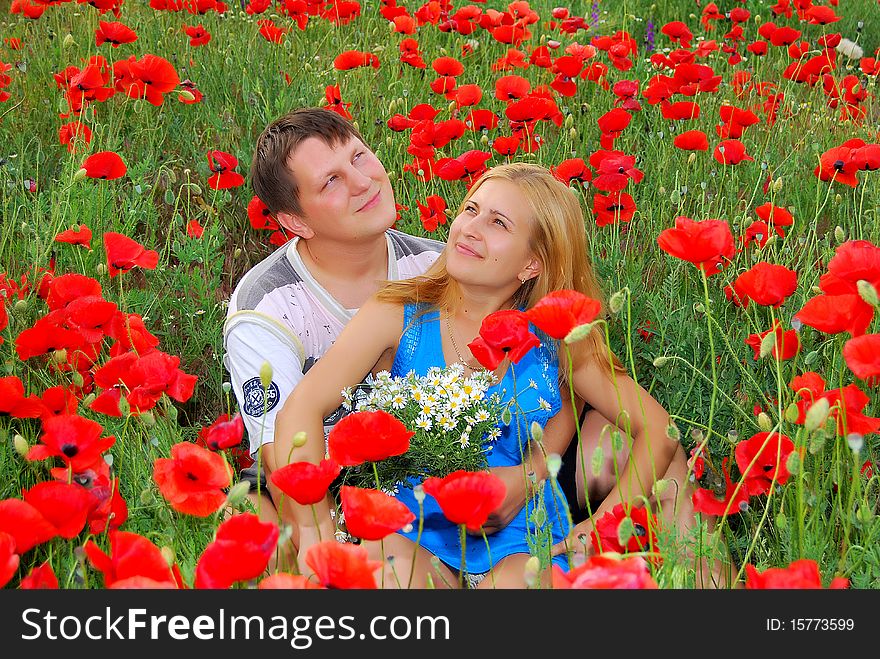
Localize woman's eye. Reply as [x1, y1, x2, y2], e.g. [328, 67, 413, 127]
[493, 218, 507, 228]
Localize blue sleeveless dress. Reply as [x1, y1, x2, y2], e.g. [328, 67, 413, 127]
[390, 303, 572, 573]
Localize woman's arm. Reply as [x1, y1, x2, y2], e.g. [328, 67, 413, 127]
[273, 297, 404, 544]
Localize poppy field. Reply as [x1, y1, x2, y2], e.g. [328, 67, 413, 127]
[1, 0, 879, 590]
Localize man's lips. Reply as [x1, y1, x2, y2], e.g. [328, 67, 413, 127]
[357, 190, 380, 212]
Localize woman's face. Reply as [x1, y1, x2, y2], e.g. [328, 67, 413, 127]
[445, 178, 541, 290]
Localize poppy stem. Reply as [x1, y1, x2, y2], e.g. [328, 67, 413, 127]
[406, 494, 426, 589]
[459, 524, 466, 589]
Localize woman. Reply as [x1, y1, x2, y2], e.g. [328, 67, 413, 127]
[274, 163, 707, 588]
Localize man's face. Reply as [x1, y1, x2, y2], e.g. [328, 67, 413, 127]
[282, 135, 396, 243]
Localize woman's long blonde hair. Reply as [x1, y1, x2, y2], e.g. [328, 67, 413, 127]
[377, 162, 623, 378]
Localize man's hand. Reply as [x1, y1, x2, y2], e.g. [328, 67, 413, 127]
[470, 464, 538, 536]
[551, 519, 596, 557]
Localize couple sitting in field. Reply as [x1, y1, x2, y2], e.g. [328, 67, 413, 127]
[224, 108, 730, 588]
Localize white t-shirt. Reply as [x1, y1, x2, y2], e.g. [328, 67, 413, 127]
[223, 230, 443, 457]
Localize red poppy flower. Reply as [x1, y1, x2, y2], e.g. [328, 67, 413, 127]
[525, 290, 601, 341]
[789, 371, 880, 437]
[58, 121, 92, 153]
[270, 458, 341, 505]
[186, 219, 204, 238]
[120, 54, 180, 106]
[22, 481, 93, 540]
[19, 562, 59, 589]
[54, 224, 92, 248]
[713, 139, 753, 165]
[259, 573, 324, 589]
[716, 105, 760, 139]
[0, 376, 44, 418]
[0, 531, 18, 588]
[550, 158, 592, 186]
[820, 239, 880, 296]
[589, 150, 644, 192]
[340, 486, 415, 541]
[734, 431, 794, 497]
[754, 203, 794, 237]
[416, 194, 447, 232]
[86, 476, 128, 535]
[597, 108, 631, 149]
[745, 320, 800, 361]
[153, 442, 232, 517]
[328, 410, 413, 468]
[84, 530, 179, 588]
[206, 150, 245, 189]
[657, 216, 735, 277]
[257, 19, 287, 44]
[0, 498, 58, 553]
[731, 262, 798, 308]
[464, 109, 498, 133]
[95, 21, 138, 47]
[448, 83, 482, 108]
[814, 143, 861, 187]
[591, 503, 660, 556]
[195, 513, 279, 589]
[495, 74, 531, 101]
[552, 554, 658, 589]
[27, 413, 115, 471]
[794, 294, 873, 337]
[746, 559, 848, 589]
[247, 195, 278, 230]
[468, 309, 541, 370]
[844, 334, 880, 381]
[422, 470, 506, 532]
[104, 231, 159, 277]
[183, 24, 211, 47]
[81, 151, 126, 180]
[14, 317, 88, 362]
[592, 191, 636, 226]
[178, 79, 204, 104]
[334, 50, 379, 70]
[323, 83, 352, 120]
[673, 130, 709, 151]
[194, 413, 243, 452]
[305, 540, 381, 589]
[692, 458, 750, 517]
[661, 21, 694, 48]
[435, 150, 492, 183]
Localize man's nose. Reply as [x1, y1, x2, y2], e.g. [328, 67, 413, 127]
[348, 165, 372, 193]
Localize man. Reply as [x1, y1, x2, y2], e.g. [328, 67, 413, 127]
[223, 108, 443, 556]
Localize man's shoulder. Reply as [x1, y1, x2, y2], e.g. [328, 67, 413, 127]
[387, 228, 444, 256]
[227, 241, 302, 314]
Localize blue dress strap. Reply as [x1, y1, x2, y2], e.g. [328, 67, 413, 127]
[392, 302, 427, 378]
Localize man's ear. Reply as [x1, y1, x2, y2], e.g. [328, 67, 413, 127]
[276, 210, 315, 240]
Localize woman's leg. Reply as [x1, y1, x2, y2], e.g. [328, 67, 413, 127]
[477, 554, 552, 589]
[361, 535, 460, 590]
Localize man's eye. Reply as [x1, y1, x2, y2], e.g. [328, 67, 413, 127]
[323, 175, 337, 188]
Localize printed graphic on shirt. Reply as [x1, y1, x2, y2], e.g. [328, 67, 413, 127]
[242, 376, 280, 417]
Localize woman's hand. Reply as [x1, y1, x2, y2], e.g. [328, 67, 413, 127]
[470, 464, 537, 535]
[551, 519, 596, 558]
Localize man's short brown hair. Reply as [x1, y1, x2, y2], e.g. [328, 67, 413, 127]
[251, 108, 365, 217]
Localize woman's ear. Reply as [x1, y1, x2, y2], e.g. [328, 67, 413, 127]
[276, 211, 315, 240]
[522, 256, 543, 281]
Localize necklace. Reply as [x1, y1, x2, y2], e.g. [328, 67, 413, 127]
[445, 311, 482, 371]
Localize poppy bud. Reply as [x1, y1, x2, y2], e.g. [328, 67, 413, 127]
[687, 152, 697, 164]
[413, 484, 425, 503]
[652, 355, 670, 368]
[13, 299, 27, 314]
[590, 444, 605, 477]
[530, 420, 543, 443]
[546, 452, 562, 479]
[784, 402, 800, 423]
[221, 381, 232, 394]
[13, 434, 28, 458]
[569, 127, 578, 140]
[71, 371, 84, 388]
[352, 122, 359, 132]
[610, 427, 625, 452]
[480, 135, 489, 145]
[847, 433, 864, 453]
[857, 280, 878, 307]
[225, 480, 251, 508]
[74, 168, 88, 181]
[564, 114, 574, 128]
[82, 393, 96, 408]
[523, 556, 541, 588]
[834, 194, 842, 205]
[772, 177, 783, 193]
[234, 248, 242, 258]
[616, 516, 635, 547]
[665, 423, 680, 442]
[117, 396, 130, 417]
[609, 288, 628, 314]
[804, 398, 830, 433]
[759, 331, 777, 359]
[652, 478, 670, 498]
[757, 411, 773, 432]
[727, 429, 738, 444]
[292, 431, 308, 448]
[693, 302, 705, 314]
[775, 512, 787, 530]
[658, 186, 666, 196]
[447, 101, 456, 113]
[104, 453, 114, 466]
[809, 429, 826, 455]
[160, 546, 175, 568]
[96, 263, 106, 275]
[785, 451, 801, 476]
[63, 33, 76, 48]
[259, 361, 273, 389]
[417, 169, 425, 178]
[139, 411, 156, 427]
[439, 47, 448, 56]
[564, 321, 595, 345]
[178, 90, 196, 102]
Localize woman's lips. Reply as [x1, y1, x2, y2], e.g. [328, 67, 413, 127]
[455, 243, 481, 258]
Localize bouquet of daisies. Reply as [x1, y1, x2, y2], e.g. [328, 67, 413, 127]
[338, 363, 504, 492]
